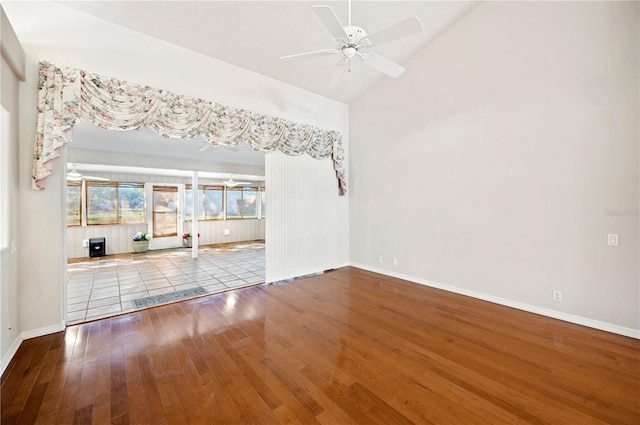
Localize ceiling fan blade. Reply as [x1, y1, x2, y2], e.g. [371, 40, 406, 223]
[280, 49, 338, 61]
[312, 5, 348, 40]
[363, 52, 406, 78]
[366, 16, 423, 47]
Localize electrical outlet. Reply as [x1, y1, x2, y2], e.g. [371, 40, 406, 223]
[82, 239, 89, 248]
[378, 256, 383, 264]
[552, 290, 563, 302]
[607, 234, 619, 246]
[392, 258, 398, 267]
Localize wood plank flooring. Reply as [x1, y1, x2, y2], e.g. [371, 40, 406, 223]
[2, 267, 639, 424]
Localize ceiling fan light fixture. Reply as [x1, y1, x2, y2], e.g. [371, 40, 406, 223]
[342, 46, 357, 59]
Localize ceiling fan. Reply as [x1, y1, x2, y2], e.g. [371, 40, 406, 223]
[66, 164, 110, 182]
[279, 0, 423, 78]
[223, 175, 251, 188]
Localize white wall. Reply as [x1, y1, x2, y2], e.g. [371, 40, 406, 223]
[350, 1, 639, 335]
[266, 151, 342, 283]
[0, 5, 24, 371]
[4, 1, 348, 336]
[68, 219, 265, 259]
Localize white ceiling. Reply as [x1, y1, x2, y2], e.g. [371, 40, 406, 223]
[71, 121, 267, 167]
[58, 0, 480, 104]
[6, 1, 480, 168]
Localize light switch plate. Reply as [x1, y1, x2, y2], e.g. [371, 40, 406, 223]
[607, 234, 619, 246]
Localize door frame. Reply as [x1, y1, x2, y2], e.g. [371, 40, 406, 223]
[146, 183, 185, 250]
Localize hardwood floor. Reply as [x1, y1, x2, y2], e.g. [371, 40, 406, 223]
[2, 267, 639, 424]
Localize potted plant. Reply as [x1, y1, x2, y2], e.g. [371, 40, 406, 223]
[182, 232, 200, 248]
[132, 232, 151, 253]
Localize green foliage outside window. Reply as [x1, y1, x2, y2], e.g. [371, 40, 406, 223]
[86, 182, 145, 225]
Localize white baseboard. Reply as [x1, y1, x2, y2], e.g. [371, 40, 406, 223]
[350, 263, 640, 340]
[21, 321, 66, 340]
[1, 321, 66, 376]
[1, 334, 24, 376]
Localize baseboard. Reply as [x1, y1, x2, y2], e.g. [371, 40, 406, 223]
[349, 263, 640, 339]
[1, 334, 24, 376]
[21, 321, 66, 340]
[1, 321, 67, 376]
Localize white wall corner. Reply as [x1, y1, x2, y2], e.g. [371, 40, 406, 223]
[1, 333, 23, 376]
[1, 321, 66, 375]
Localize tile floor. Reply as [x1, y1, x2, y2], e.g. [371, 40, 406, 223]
[66, 241, 265, 324]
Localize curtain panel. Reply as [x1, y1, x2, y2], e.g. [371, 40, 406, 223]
[32, 61, 347, 195]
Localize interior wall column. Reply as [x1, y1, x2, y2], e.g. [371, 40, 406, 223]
[191, 170, 198, 259]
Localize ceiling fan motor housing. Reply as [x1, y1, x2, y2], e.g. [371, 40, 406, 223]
[344, 25, 367, 42]
[339, 26, 368, 60]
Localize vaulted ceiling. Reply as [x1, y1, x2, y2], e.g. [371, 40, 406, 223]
[59, 0, 480, 104]
[4, 1, 479, 168]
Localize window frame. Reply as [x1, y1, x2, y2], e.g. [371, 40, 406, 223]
[225, 186, 259, 220]
[84, 181, 146, 226]
[185, 184, 225, 221]
[151, 185, 178, 237]
[66, 180, 82, 227]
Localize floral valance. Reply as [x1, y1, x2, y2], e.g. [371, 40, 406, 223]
[32, 61, 346, 195]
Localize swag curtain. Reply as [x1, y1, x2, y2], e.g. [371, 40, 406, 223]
[32, 61, 346, 194]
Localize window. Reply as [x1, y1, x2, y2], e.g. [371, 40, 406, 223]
[152, 185, 178, 237]
[67, 181, 82, 226]
[260, 187, 266, 218]
[185, 185, 224, 221]
[226, 187, 258, 219]
[86, 182, 145, 225]
[184, 185, 204, 221]
[118, 183, 145, 224]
